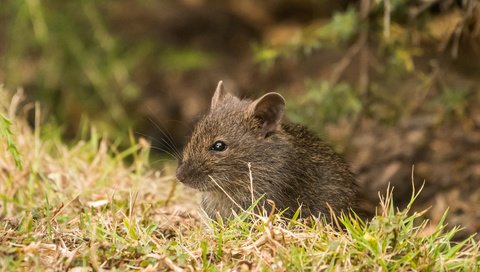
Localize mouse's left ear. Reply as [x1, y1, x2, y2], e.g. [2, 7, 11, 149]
[211, 81, 234, 110]
[248, 92, 285, 136]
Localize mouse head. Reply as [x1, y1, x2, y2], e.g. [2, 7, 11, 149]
[176, 81, 286, 192]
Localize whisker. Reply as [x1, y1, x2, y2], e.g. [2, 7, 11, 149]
[149, 158, 176, 167]
[135, 131, 180, 160]
[149, 145, 180, 160]
[146, 117, 182, 159]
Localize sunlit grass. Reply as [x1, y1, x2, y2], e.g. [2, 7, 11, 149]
[1, 89, 479, 271]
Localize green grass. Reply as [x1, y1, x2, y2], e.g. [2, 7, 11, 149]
[1, 89, 479, 271]
[0, 113, 22, 170]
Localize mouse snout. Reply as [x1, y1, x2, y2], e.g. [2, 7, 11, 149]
[176, 162, 188, 183]
[176, 160, 197, 185]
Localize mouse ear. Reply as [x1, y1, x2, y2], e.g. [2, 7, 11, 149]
[211, 81, 233, 110]
[248, 92, 285, 136]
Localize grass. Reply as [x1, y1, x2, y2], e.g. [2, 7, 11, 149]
[1, 88, 479, 271]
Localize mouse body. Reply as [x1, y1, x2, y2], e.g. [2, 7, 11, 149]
[176, 81, 358, 219]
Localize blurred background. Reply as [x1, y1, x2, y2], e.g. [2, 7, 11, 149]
[1, 0, 479, 237]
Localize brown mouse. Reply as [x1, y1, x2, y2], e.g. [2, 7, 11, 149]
[176, 81, 358, 220]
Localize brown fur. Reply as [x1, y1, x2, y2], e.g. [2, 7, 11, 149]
[176, 81, 358, 220]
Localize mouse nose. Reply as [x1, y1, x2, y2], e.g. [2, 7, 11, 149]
[175, 161, 190, 183]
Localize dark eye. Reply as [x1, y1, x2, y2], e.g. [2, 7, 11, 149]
[210, 141, 227, 152]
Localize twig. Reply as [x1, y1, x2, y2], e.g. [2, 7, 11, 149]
[383, 0, 391, 40]
[409, 0, 442, 19]
[248, 162, 254, 205]
[358, 0, 371, 95]
[8, 88, 25, 118]
[344, 0, 371, 151]
[209, 175, 244, 212]
[128, 191, 138, 222]
[329, 38, 364, 86]
[329, 0, 370, 87]
[163, 255, 184, 272]
[164, 176, 177, 207]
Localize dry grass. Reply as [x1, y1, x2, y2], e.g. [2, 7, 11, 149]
[1, 88, 479, 271]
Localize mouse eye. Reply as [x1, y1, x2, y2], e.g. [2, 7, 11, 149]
[210, 141, 227, 152]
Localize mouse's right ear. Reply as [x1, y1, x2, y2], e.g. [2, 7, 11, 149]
[247, 92, 285, 136]
[211, 81, 232, 110]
